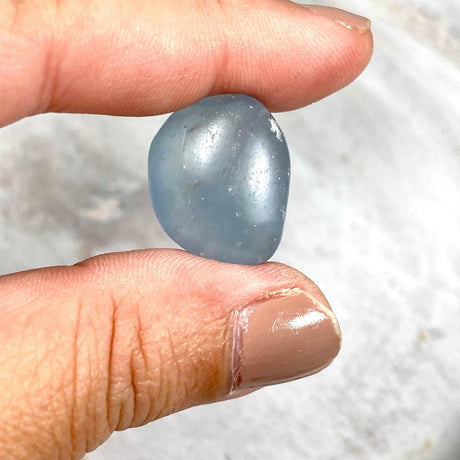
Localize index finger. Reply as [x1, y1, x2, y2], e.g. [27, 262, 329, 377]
[0, 0, 372, 126]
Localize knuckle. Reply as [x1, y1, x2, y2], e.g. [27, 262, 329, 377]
[104, 295, 156, 431]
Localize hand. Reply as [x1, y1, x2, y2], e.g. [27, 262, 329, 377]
[0, 1, 372, 458]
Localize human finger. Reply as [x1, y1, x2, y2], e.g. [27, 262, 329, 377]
[0, 0, 372, 126]
[0, 249, 340, 459]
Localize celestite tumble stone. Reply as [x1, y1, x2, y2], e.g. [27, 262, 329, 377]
[148, 94, 290, 265]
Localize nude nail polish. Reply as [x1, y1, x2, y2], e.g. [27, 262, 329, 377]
[304, 5, 371, 34]
[230, 289, 341, 392]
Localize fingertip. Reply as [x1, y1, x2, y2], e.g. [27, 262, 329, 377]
[212, 1, 374, 112]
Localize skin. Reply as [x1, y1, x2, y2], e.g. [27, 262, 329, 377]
[0, 0, 373, 458]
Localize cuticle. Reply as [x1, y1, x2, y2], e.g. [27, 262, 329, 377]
[229, 308, 242, 394]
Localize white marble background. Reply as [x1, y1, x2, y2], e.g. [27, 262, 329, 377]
[1, 1, 459, 459]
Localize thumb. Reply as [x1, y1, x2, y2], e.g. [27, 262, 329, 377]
[0, 249, 340, 459]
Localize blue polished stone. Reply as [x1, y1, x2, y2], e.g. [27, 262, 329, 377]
[148, 94, 290, 265]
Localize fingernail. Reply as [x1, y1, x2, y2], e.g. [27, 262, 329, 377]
[230, 289, 341, 392]
[304, 5, 371, 34]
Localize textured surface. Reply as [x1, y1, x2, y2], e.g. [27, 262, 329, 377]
[0, 1, 459, 459]
[148, 94, 290, 265]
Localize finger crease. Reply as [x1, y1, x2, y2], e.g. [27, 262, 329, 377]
[106, 295, 118, 432]
[69, 298, 83, 458]
[37, 34, 62, 114]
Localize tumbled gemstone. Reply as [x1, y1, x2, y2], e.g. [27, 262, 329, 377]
[148, 94, 290, 265]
